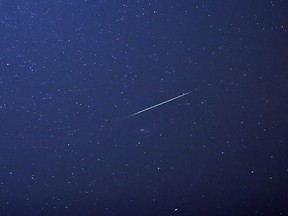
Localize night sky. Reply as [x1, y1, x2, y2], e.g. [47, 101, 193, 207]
[0, 1, 288, 215]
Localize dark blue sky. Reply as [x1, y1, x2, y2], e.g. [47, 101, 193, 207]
[0, 1, 288, 215]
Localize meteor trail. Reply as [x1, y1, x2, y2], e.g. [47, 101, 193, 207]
[128, 91, 192, 117]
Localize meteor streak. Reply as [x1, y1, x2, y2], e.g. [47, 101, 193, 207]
[128, 91, 192, 117]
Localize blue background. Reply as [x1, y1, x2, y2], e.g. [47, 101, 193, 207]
[0, 0, 288, 215]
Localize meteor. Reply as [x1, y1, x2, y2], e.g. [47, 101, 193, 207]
[128, 91, 192, 117]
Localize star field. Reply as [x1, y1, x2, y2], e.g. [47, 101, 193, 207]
[0, 0, 288, 215]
